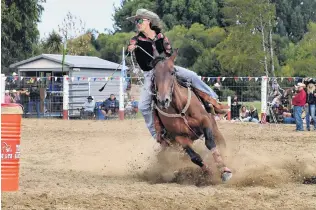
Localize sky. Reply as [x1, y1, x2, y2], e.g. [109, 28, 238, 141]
[37, 0, 122, 39]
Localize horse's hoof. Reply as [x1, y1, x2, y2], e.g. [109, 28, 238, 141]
[221, 171, 232, 182]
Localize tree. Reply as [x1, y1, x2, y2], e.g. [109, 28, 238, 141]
[165, 23, 226, 70]
[218, 0, 276, 76]
[274, 0, 316, 42]
[43, 30, 63, 54]
[280, 22, 316, 77]
[112, 0, 156, 32]
[1, 0, 45, 74]
[215, 27, 265, 76]
[97, 32, 135, 63]
[156, 0, 219, 30]
[58, 12, 91, 56]
[112, 0, 221, 32]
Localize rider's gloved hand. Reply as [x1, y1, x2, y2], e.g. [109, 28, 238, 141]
[128, 44, 137, 52]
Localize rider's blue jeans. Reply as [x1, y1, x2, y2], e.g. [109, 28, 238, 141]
[294, 105, 304, 131]
[306, 104, 316, 130]
[139, 66, 218, 138]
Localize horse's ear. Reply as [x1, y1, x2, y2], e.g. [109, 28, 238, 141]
[169, 48, 178, 62]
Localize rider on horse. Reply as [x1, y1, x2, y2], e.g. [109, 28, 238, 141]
[126, 9, 228, 141]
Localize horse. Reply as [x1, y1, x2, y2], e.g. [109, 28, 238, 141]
[151, 49, 232, 182]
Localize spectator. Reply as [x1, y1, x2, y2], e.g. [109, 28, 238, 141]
[28, 85, 40, 117]
[81, 96, 95, 118]
[292, 82, 307, 131]
[100, 94, 119, 118]
[239, 105, 249, 122]
[214, 82, 221, 100]
[231, 95, 241, 120]
[4, 90, 12, 103]
[11, 90, 20, 103]
[125, 96, 139, 114]
[271, 90, 282, 107]
[305, 81, 316, 131]
[247, 105, 260, 123]
[19, 88, 30, 115]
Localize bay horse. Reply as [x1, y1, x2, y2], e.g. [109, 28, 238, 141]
[151, 49, 232, 182]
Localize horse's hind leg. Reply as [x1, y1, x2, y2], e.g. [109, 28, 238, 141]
[203, 127, 232, 182]
[175, 136, 211, 174]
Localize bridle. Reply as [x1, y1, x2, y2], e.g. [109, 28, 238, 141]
[152, 58, 177, 104]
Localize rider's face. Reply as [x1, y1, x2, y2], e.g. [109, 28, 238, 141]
[135, 19, 150, 32]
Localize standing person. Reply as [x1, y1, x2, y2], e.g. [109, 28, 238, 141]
[4, 90, 12, 103]
[126, 8, 225, 139]
[28, 85, 40, 118]
[292, 83, 307, 131]
[231, 94, 241, 120]
[305, 81, 316, 131]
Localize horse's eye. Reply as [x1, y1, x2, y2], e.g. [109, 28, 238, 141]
[171, 71, 175, 75]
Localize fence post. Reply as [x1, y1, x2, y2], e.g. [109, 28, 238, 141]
[63, 75, 69, 120]
[261, 76, 268, 123]
[1, 74, 6, 103]
[88, 81, 91, 96]
[227, 96, 231, 120]
[119, 47, 125, 120]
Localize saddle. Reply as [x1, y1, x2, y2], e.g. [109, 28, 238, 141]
[151, 75, 229, 115]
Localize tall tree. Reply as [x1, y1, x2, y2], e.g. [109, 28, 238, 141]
[274, 0, 316, 42]
[280, 22, 316, 77]
[43, 30, 63, 54]
[156, 0, 219, 30]
[112, 0, 156, 32]
[217, 0, 276, 76]
[112, 0, 220, 32]
[97, 32, 135, 63]
[1, 0, 45, 74]
[165, 23, 226, 69]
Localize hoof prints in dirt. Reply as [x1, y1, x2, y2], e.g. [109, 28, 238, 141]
[139, 167, 216, 186]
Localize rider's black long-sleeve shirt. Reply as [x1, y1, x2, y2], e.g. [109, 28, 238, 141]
[127, 32, 173, 71]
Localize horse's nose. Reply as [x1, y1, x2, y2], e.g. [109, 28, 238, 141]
[160, 97, 170, 108]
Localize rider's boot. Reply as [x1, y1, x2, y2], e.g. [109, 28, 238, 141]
[153, 111, 170, 147]
[194, 89, 229, 115]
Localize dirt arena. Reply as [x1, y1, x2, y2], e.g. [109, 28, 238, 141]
[2, 118, 316, 210]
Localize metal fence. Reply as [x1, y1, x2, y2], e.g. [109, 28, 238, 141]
[4, 76, 64, 118]
[2, 75, 313, 122]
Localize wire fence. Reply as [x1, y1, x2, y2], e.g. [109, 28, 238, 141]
[2, 75, 314, 123]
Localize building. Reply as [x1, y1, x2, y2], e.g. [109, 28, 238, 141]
[10, 54, 127, 117]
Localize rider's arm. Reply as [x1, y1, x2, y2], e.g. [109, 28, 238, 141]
[126, 36, 138, 56]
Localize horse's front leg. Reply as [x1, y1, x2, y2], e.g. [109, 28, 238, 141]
[175, 136, 212, 174]
[203, 125, 232, 182]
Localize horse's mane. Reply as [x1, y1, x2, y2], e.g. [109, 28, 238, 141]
[150, 56, 165, 69]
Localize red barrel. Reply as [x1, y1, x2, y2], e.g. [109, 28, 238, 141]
[1, 103, 23, 191]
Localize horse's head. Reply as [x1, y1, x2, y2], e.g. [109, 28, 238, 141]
[152, 49, 178, 109]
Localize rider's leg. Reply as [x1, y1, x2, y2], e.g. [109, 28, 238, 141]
[175, 66, 218, 99]
[139, 70, 156, 138]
